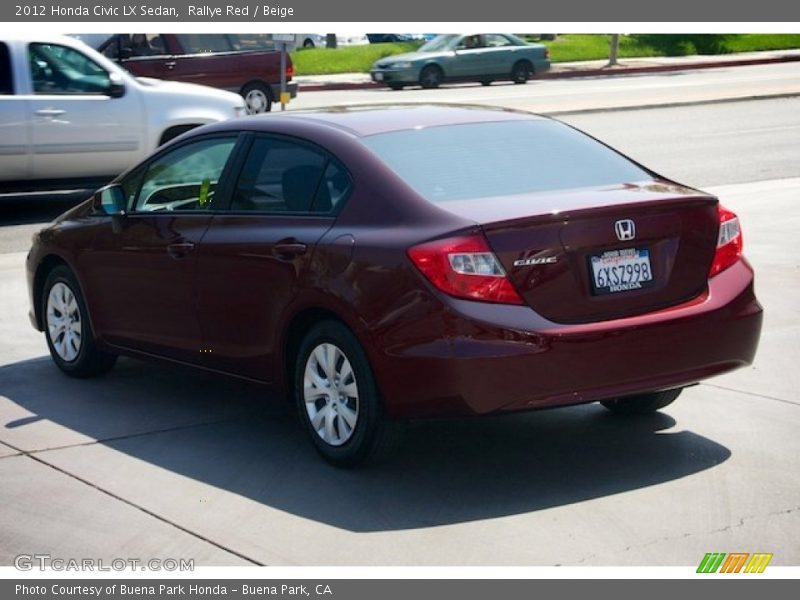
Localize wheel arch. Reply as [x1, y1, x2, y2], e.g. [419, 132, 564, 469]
[512, 58, 534, 72]
[240, 79, 272, 97]
[280, 305, 366, 395]
[158, 124, 201, 147]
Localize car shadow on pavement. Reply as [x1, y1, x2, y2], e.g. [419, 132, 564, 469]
[0, 355, 731, 533]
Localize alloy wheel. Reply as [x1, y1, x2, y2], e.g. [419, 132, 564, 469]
[303, 343, 359, 446]
[46, 282, 82, 362]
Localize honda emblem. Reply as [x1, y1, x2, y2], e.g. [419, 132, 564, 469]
[614, 219, 636, 241]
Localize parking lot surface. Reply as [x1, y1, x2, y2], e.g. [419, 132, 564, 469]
[0, 93, 798, 566]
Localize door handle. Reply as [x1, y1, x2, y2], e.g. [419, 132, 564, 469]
[34, 108, 65, 117]
[164, 61, 176, 70]
[167, 241, 196, 259]
[272, 241, 307, 260]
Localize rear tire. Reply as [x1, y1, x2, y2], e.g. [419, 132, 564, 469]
[42, 266, 117, 378]
[388, 83, 405, 91]
[601, 388, 682, 415]
[511, 60, 532, 84]
[241, 81, 272, 114]
[294, 320, 401, 467]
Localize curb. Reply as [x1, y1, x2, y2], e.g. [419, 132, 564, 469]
[298, 53, 800, 92]
[540, 92, 800, 117]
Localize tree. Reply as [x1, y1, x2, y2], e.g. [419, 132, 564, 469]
[607, 34, 620, 67]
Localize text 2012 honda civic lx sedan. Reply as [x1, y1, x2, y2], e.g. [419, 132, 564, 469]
[26, 105, 763, 466]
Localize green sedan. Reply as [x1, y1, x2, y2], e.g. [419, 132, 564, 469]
[370, 34, 551, 90]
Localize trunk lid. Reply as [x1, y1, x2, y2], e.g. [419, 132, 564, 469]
[443, 182, 719, 323]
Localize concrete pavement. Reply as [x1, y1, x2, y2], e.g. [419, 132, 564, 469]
[289, 61, 800, 116]
[1, 172, 798, 564]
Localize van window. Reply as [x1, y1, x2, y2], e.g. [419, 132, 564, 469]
[0, 42, 13, 95]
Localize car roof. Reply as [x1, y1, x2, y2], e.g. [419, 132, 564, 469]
[209, 104, 548, 137]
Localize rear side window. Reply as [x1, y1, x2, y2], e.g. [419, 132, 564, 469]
[229, 34, 275, 51]
[362, 120, 651, 203]
[230, 137, 349, 214]
[0, 42, 12, 95]
[176, 34, 233, 54]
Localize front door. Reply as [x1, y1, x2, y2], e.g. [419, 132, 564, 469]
[83, 135, 240, 361]
[26, 41, 142, 180]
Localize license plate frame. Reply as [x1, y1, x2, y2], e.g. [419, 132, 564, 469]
[589, 247, 654, 296]
[374, 72, 384, 81]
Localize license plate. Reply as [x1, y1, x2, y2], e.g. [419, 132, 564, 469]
[589, 248, 654, 295]
[374, 72, 384, 81]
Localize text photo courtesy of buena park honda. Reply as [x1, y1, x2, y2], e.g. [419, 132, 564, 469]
[0, 18, 799, 572]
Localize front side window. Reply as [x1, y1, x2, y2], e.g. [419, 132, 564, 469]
[134, 137, 237, 213]
[28, 43, 111, 95]
[107, 34, 167, 59]
[231, 137, 348, 214]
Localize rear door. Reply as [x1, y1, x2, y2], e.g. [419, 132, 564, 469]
[161, 34, 238, 90]
[26, 41, 142, 179]
[0, 41, 31, 180]
[195, 134, 351, 381]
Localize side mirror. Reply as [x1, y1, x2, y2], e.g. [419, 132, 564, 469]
[118, 47, 134, 60]
[106, 72, 126, 98]
[92, 184, 126, 217]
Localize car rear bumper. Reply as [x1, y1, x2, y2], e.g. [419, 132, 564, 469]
[372, 259, 763, 419]
[268, 82, 298, 98]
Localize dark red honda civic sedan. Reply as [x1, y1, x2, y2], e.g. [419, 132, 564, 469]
[26, 105, 763, 466]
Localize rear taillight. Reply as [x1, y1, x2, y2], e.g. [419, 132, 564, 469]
[709, 204, 743, 277]
[408, 234, 524, 305]
[286, 65, 295, 78]
[544, 48, 550, 60]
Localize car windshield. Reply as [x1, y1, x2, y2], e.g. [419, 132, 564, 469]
[419, 35, 459, 52]
[362, 120, 652, 203]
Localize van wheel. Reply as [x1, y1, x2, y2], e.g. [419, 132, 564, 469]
[601, 388, 683, 415]
[294, 320, 401, 467]
[42, 266, 116, 378]
[241, 82, 272, 114]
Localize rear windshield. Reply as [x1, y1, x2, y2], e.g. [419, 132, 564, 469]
[361, 120, 651, 202]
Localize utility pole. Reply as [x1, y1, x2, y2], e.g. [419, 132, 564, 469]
[607, 34, 620, 67]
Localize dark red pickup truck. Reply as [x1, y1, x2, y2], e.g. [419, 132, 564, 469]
[98, 33, 298, 113]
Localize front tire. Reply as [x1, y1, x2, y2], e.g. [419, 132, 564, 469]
[388, 82, 405, 91]
[43, 266, 116, 378]
[601, 388, 682, 415]
[419, 65, 444, 89]
[294, 320, 400, 467]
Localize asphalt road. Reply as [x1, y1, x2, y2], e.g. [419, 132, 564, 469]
[0, 88, 798, 566]
[291, 61, 800, 114]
